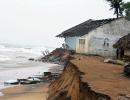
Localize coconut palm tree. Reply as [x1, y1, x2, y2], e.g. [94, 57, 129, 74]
[106, 0, 124, 18]
[123, 2, 130, 19]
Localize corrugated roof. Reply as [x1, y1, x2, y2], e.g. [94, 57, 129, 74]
[57, 18, 117, 37]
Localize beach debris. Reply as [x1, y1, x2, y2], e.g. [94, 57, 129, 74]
[104, 58, 112, 63]
[4, 80, 19, 85]
[43, 72, 61, 81]
[4, 72, 61, 85]
[118, 94, 130, 100]
[18, 78, 41, 84]
[4, 76, 42, 85]
[104, 58, 125, 65]
[39, 48, 74, 64]
[30, 75, 44, 80]
[28, 58, 35, 61]
[44, 72, 51, 76]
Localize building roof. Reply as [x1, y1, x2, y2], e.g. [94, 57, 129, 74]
[57, 18, 117, 37]
[113, 33, 130, 49]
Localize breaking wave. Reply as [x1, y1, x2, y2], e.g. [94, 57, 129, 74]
[0, 55, 11, 61]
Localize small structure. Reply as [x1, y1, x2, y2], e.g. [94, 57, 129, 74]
[57, 18, 130, 57]
[114, 33, 130, 59]
[124, 63, 130, 77]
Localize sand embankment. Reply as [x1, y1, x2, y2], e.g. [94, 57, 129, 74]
[1, 53, 129, 100]
[47, 55, 130, 100]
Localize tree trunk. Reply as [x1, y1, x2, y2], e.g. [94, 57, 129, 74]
[116, 8, 119, 19]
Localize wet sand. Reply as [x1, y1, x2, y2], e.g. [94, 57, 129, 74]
[0, 83, 49, 100]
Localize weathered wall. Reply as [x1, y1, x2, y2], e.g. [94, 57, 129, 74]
[65, 37, 77, 50]
[87, 33, 119, 57]
[125, 50, 130, 56]
[76, 18, 130, 57]
[47, 62, 111, 100]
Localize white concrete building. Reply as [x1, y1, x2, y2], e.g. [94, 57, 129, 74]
[57, 18, 130, 57]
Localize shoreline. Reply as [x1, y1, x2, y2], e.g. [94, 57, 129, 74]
[0, 61, 57, 71]
[0, 48, 68, 100]
[0, 83, 49, 100]
[0, 62, 61, 89]
[0, 61, 63, 100]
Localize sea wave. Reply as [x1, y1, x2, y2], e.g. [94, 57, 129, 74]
[0, 43, 54, 63]
[0, 44, 52, 56]
[0, 55, 11, 61]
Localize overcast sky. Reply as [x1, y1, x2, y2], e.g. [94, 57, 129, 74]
[0, 0, 129, 47]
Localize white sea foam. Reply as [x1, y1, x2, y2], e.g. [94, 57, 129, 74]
[0, 55, 11, 61]
[0, 43, 56, 90]
[0, 44, 53, 56]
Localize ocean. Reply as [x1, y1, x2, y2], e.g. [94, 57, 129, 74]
[0, 43, 55, 90]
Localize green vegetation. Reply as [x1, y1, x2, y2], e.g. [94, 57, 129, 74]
[106, 0, 124, 18]
[123, 2, 130, 20]
[105, 0, 130, 19]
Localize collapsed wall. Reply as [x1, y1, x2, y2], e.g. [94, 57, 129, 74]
[47, 61, 111, 100]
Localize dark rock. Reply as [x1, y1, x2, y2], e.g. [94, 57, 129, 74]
[28, 58, 35, 61]
[44, 72, 52, 76]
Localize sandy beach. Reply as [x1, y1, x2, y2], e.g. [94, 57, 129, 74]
[0, 83, 49, 100]
[0, 62, 62, 100]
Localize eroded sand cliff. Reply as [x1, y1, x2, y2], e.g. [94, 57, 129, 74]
[47, 55, 130, 100]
